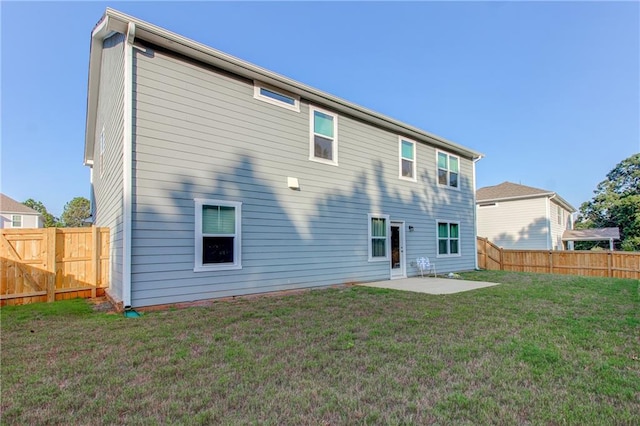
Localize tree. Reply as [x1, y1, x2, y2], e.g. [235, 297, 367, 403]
[60, 197, 91, 228]
[22, 199, 59, 227]
[576, 154, 640, 251]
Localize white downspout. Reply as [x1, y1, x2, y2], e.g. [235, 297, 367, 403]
[472, 155, 484, 270]
[122, 22, 135, 308]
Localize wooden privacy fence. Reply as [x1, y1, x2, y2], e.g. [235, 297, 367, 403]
[1, 227, 109, 306]
[477, 237, 640, 279]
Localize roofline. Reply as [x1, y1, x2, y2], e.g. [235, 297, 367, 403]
[1, 211, 43, 216]
[84, 8, 483, 165]
[476, 192, 576, 212]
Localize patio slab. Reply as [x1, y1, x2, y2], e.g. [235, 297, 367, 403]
[359, 277, 499, 294]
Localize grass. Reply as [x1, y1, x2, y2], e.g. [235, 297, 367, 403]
[1, 271, 639, 424]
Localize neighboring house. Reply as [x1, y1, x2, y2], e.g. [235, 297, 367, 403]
[84, 9, 483, 308]
[476, 182, 576, 250]
[0, 194, 43, 229]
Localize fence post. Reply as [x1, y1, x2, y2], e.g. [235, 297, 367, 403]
[46, 228, 57, 302]
[549, 251, 553, 274]
[91, 226, 99, 298]
[499, 247, 504, 271]
[607, 252, 612, 278]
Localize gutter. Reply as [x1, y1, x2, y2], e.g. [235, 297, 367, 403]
[84, 8, 483, 165]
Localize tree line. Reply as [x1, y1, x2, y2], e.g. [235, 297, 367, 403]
[22, 197, 91, 228]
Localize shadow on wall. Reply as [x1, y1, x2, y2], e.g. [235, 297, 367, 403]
[130, 149, 475, 304]
[492, 217, 550, 250]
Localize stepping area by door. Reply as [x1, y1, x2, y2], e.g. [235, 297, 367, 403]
[359, 277, 499, 295]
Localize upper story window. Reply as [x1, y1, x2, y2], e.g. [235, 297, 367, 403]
[11, 215, 22, 228]
[368, 214, 390, 262]
[557, 205, 563, 225]
[309, 106, 338, 166]
[253, 81, 300, 112]
[437, 221, 460, 256]
[399, 137, 417, 181]
[194, 199, 242, 272]
[99, 127, 105, 178]
[437, 151, 459, 188]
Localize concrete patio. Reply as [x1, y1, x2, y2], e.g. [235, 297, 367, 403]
[359, 277, 499, 294]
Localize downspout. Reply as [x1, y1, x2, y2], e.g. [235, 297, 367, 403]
[472, 155, 484, 270]
[122, 22, 135, 309]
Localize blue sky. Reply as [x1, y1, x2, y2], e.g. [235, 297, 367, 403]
[1, 1, 638, 216]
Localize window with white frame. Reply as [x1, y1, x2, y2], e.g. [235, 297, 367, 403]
[437, 151, 459, 188]
[368, 214, 390, 261]
[557, 205, 563, 225]
[194, 199, 242, 271]
[99, 127, 105, 178]
[437, 221, 460, 256]
[11, 215, 22, 228]
[253, 81, 300, 112]
[399, 137, 417, 181]
[310, 106, 338, 165]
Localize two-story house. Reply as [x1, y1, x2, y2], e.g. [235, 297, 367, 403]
[85, 9, 483, 308]
[0, 194, 43, 229]
[476, 182, 576, 250]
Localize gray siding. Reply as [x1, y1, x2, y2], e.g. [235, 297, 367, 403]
[131, 46, 477, 307]
[477, 197, 550, 250]
[92, 34, 125, 302]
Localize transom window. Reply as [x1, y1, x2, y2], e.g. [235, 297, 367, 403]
[11, 215, 22, 228]
[437, 221, 460, 256]
[368, 214, 390, 262]
[399, 137, 417, 181]
[437, 152, 459, 188]
[310, 106, 338, 166]
[253, 81, 300, 112]
[194, 199, 242, 271]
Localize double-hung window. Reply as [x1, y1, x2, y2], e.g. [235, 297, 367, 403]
[368, 214, 390, 261]
[310, 106, 338, 165]
[437, 151, 459, 188]
[194, 199, 242, 271]
[437, 221, 460, 256]
[399, 137, 417, 181]
[11, 215, 22, 228]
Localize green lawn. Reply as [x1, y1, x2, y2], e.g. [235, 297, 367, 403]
[1, 271, 638, 424]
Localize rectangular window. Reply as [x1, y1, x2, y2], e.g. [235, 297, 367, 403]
[194, 199, 242, 271]
[399, 137, 417, 181]
[99, 127, 105, 178]
[310, 106, 338, 166]
[11, 215, 22, 228]
[437, 151, 459, 188]
[557, 206, 563, 225]
[253, 81, 300, 112]
[437, 221, 460, 256]
[368, 214, 390, 261]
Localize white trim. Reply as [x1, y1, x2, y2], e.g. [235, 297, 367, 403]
[436, 220, 462, 258]
[472, 155, 483, 270]
[545, 197, 552, 250]
[11, 215, 23, 228]
[99, 126, 105, 179]
[368, 213, 390, 262]
[253, 81, 300, 112]
[390, 221, 407, 279]
[309, 105, 339, 166]
[122, 22, 135, 308]
[398, 137, 417, 182]
[436, 150, 461, 190]
[194, 199, 242, 272]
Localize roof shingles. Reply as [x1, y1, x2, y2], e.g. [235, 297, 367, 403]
[0, 194, 41, 215]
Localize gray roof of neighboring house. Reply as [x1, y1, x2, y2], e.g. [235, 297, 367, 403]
[0, 193, 41, 215]
[476, 181, 576, 212]
[562, 228, 620, 242]
[84, 8, 483, 166]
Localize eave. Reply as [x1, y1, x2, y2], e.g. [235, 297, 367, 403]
[84, 8, 483, 166]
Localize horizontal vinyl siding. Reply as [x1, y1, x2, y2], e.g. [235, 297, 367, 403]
[550, 201, 571, 250]
[131, 46, 477, 307]
[477, 197, 549, 250]
[92, 34, 125, 301]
